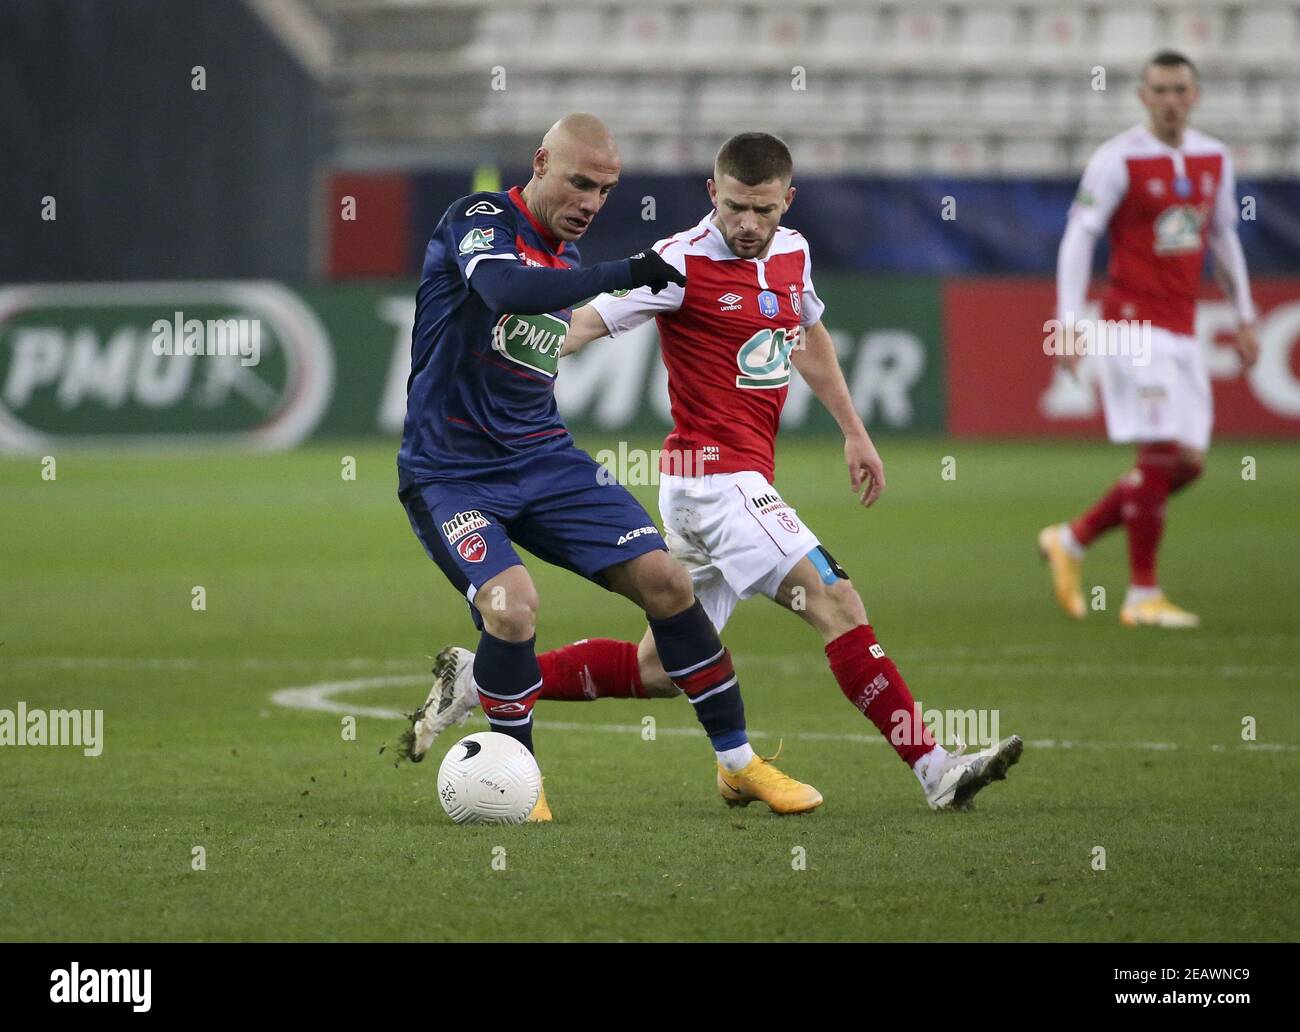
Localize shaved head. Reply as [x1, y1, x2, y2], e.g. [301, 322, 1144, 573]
[521, 113, 622, 242]
[541, 113, 619, 165]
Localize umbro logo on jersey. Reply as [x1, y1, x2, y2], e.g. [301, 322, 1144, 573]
[717, 292, 743, 311]
[464, 200, 504, 216]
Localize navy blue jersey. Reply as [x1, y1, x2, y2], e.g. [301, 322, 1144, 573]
[398, 187, 580, 480]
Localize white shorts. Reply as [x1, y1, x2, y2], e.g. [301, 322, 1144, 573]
[658, 471, 821, 632]
[1097, 326, 1212, 452]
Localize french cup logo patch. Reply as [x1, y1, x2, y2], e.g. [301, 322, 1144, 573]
[757, 290, 779, 319]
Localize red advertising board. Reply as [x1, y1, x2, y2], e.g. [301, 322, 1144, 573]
[945, 278, 1300, 438]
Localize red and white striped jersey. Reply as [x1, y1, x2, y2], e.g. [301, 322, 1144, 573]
[588, 212, 824, 482]
[1066, 124, 1242, 335]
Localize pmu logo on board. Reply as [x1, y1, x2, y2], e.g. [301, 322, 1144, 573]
[0, 283, 335, 451]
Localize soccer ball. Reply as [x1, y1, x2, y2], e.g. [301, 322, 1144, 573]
[436, 731, 541, 825]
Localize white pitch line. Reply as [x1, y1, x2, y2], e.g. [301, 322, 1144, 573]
[267, 675, 1300, 755]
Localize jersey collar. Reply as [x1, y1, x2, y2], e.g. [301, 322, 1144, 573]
[509, 186, 565, 254]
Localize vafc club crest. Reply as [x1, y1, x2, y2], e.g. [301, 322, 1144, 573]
[757, 290, 779, 319]
[457, 532, 488, 563]
[788, 284, 801, 317]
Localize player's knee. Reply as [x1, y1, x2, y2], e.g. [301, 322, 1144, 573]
[637, 553, 694, 618]
[479, 588, 539, 642]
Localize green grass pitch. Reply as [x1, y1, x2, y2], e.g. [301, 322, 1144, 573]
[1, 437, 1296, 942]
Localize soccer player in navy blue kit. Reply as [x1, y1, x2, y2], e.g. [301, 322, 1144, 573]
[398, 115, 820, 820]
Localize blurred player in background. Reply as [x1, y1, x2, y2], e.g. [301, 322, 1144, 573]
[399, 114, 822, 820]
[1039, 51, 1258, 628]
[422, 133, 1023, 812]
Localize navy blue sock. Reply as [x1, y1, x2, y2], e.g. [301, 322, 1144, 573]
[647, 600, 747, 750]
[473, 631, 542, 755]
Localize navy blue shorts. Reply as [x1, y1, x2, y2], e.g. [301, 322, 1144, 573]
[399, 446, 667, 626]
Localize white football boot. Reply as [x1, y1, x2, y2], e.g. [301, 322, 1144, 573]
[922, 735, 1024, 811]
[405, 646, 478, 762]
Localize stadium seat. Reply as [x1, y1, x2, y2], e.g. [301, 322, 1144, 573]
[462, 6, 541, 66]
[754, 8, 812, 60]
[683, 8, 748, 65]
[927, 136, 992, 175]
[887, 5, 953, 71]
[978, 77, 1073, 131]
[1092, 9, 1160, 66]
[1234, 5, 1300, 69]
[618, 76, 689, 133]
[998, 137, 1069, 176]
[609, 8, 678, 62]
[1195, 78, 1252, 136]
[695, 75, 766, 133]
[819, 7, 889, 65]
[1024, 7, 1088, 71]
[861, 134, 923, 175]
[956, 7, 1023, 69]
[1166, 6, 1229, 65]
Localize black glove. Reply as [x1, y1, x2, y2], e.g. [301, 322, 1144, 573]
[626, 250, 687, 295]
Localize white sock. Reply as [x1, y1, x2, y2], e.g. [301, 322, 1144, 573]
[716, 742, 755, 772]
[912, 744, 948, 788]
[1125, 585, 1161, 606]
[1058, 523, 1084, 559]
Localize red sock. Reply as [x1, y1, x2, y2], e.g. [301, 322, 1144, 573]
[1121, 444, 1179, 587]
[825, 625, 935, 767]
[1070, 479, 1128, 547]
[537, 639, 644, 700]
[1170, 458, 1203, 495]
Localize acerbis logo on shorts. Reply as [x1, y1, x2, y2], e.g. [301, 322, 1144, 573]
[617, 525, 659, 546]
[442, 510, 490, 544]
[457, 533, 488, 563]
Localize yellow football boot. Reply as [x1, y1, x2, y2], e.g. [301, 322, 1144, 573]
[716, 750, 823, 815]
[526, 784, 553, 823]
[1037, 524, 1086, 620]
[1120, 593, 1200, 629]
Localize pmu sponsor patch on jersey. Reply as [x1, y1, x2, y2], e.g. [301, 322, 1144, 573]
[442, 509, 490, 543]
[617, 525, 659, 546]
[458, 227, 496, 254]
[491, 312, 567, 377]
[457, 533, 488, 563]
[1153, 205, 1206, 255]
[757, 290, 780, 319]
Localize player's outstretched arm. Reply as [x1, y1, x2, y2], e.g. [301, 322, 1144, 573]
[791, 320, 885, 507]
[470, 250, 685, 317]
[559, 305, 613, 357]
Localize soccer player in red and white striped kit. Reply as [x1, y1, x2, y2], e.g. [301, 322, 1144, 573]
[1039, 51, 1259, 628]
[418, 132, 1022, 812]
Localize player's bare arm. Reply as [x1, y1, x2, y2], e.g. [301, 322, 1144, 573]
[559, 303, 612, 357]
[791, 319, 885, 507]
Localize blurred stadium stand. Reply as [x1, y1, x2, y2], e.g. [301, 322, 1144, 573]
[307, 0, 1300, 176]
[3, 0, 1297, 281]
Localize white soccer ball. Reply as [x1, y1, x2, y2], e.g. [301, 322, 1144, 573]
[436, 731, 541, 825]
